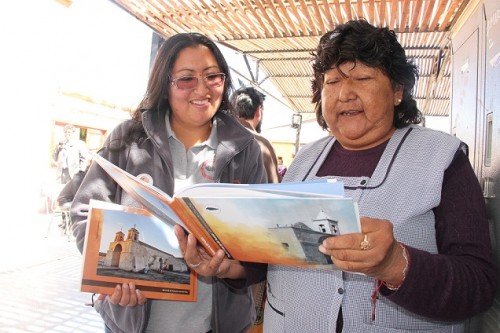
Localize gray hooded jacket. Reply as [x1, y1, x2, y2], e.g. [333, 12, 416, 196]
[71, 109, 267, 333]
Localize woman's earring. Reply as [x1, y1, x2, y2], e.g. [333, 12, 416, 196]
[396, 98, 402, 106]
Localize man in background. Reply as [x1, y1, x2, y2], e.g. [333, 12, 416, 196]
[230, 86, 280, 183]
[53, 124, 90, 184]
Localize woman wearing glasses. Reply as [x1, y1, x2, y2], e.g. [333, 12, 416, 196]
[71, 32, 267, 333]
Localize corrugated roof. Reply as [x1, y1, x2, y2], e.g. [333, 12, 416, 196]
[111, 0, 472, 117]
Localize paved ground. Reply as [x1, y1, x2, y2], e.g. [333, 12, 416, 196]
[0, 212, 104, 333]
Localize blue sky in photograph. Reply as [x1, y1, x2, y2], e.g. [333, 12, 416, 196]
[99, 208, 181, 257]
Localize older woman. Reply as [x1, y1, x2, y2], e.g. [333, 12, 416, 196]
[272, 19, 497, 332]
[179, 20, 497, 332]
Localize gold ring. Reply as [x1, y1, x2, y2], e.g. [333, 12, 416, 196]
[360, 234, 370, 250]
[188, 262, 201, 268]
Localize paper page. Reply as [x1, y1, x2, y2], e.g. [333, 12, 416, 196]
[179, 196, 360, 268]
[91, 153, 186, 229]
[81, 200, 197, 301]
[175, 179, 344, 198]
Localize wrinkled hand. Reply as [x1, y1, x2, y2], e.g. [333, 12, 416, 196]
[96, 282, 146, 307]
[174, 225, 246, 279]
[319, 217, 405, 285]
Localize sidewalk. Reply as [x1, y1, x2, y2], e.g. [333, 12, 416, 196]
[0, 212, 104, 333]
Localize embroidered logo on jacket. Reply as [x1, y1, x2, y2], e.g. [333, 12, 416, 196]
[200, 159, 215, 180]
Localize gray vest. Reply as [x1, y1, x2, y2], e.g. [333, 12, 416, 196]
[264, 125, 464, 333]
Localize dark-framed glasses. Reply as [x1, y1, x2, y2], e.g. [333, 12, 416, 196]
[171, 73, 226, 90]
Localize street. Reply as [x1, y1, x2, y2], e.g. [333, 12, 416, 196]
[0, 212, 103, 333]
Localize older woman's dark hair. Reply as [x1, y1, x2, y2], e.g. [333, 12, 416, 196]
[132, 32, 232, 122]
[311, 19, 422, 130]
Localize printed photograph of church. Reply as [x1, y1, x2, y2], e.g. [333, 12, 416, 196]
[97, 225, 190, 284]
[268, 210, 340, 265]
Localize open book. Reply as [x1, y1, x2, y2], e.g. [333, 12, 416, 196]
[90, 153, 360, 269]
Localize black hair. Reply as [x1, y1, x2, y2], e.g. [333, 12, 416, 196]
[124, 33, 233, 145]
[311, 19, 422, 130]
[229, 86, 266, 119]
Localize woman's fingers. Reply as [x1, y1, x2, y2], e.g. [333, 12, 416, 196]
[318, 217, 398, 277]
[174, 224, 188, 255]
[126, 283, 138, 307]
[174, 224, 235, 278]
[118, 283, 131, 306]
[107, 283, 146, 307]
[108, 284, 123, 305]
[136, 288, 146, 305]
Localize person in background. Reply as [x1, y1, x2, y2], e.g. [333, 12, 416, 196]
[230, 86, 280, 183]
[55, 166, 87, 229]
[53, 124, 90, 184]
[230, 85, 279, 331]
[57, 159, 92, 209]
[176, 19, 497, 332]
[277, 156, 287, 179]
[71, 32, 267, 333]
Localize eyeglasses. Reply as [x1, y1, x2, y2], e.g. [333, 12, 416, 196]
[170, 73, 226, 90]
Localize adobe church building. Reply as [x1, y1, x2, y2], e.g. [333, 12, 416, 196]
[268, 209, 340, 265]
[103, 226, 187, 273]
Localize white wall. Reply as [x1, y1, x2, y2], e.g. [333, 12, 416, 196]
[0, 0, 152, 215]
[424, 116, 451, 134]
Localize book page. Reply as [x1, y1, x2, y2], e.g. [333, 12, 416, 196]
[178, 196, 360, 268]
[175, 179, 345, 198]
[80, 200, 197, 301]
[91, 153, 186, 229]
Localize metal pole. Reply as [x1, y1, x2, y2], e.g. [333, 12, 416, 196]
[292, 113, 302, 155]
[295, 124, 301, 155]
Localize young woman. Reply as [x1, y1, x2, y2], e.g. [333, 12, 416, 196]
[71, 32, 267, 333]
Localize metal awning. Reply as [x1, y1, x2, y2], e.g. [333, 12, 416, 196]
[111, 0, 473, 117]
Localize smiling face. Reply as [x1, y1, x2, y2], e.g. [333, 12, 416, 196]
[168, 45, 224, 132]
[321, 61, 403, 150]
